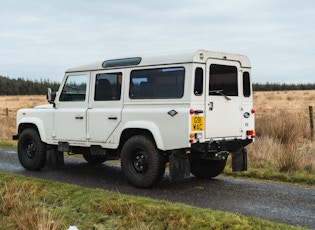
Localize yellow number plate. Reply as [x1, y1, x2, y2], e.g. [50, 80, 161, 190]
[191, 116, 204, 131]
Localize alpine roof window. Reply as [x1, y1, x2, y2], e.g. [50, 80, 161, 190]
[102, 57, 141, 68]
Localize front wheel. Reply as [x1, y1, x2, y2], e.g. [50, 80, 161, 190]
[190, 159, 227, 179]
[18, 128, 46, 171]
[121, 135, 166, 188]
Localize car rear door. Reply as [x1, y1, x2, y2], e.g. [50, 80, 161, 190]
[205, 60, 243, 139]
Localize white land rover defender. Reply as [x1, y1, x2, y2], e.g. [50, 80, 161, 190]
[13, 50, 255, 188]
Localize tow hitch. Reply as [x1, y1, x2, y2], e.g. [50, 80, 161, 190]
[214, 151, 229, 160]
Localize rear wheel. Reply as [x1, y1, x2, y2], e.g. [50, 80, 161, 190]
[190, 159, 227, 179]
[18, 128, 46, 171]
[121, 135, 166, 188]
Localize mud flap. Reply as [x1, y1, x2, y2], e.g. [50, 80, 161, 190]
[46, 146, 64, 166]
[169, 151, 190, 182]
[232, 148, 247, 172]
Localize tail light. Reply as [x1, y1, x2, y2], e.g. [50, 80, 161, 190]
[246, 130, 255, 139]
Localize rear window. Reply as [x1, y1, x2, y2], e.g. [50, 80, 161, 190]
[209, 64, 238, 96]
[194, 67, 203, 96]
[243, 71, 251, 97]
[129, 67, 185, 99]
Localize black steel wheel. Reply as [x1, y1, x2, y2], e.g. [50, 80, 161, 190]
[121, 135, 165, 188]
[190, 159, 227, 179]
[130, 148, 149, 173]
[18, 128, 46, 171]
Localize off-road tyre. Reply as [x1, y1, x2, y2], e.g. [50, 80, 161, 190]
[83, 151, 106, 165]
[18, 128, 46, 171]
[190, 159, 227, 179]
[121, 135, 166, 188]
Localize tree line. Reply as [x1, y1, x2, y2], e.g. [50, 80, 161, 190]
[1, 75, 315, 95]
[0, 76, 59, 95]
[253, 82, 315, 91]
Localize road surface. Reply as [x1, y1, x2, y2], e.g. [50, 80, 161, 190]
[0, 147, 314, 228]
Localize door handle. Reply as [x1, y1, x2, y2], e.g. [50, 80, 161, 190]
[75, 116, 84, 120]
[208, 102, 213, 111]
[108, 116, 117, 120]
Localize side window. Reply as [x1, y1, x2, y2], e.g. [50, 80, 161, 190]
[194, 67, 203, 96]
[59, 74, 87, 101]
[209, 64, 238, 96]
[94, 73, 122, 101]
[129, 67, 185, 99]
[243, 72, 251, 97]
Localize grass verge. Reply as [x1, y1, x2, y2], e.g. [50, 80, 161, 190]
[0, 140, 16, 149]
[223, 167, 315, 187]
[0, 172, 308, 230]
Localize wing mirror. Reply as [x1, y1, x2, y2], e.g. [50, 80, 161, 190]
[47, 88, 56, 107]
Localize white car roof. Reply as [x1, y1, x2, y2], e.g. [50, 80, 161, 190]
[66, 49, 251, 73]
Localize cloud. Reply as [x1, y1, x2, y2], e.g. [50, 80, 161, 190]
[0, 0, 314, 83]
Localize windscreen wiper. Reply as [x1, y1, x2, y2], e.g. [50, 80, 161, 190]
[209, 90, 231, 101]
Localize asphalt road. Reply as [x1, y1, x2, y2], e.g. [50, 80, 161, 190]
[0, 147, 314, 228]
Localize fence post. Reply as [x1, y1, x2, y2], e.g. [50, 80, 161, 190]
[309, 106, 314, 142]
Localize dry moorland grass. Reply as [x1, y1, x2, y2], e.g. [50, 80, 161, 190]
[254, 90, 315, 110]
[251, 90, 315, 173]
[0, 95, 47, 140]
[1, 91, 315, 173]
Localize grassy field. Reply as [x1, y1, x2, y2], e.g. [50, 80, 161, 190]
[222, 90, 315, 186]
[249, 90, 315, 174]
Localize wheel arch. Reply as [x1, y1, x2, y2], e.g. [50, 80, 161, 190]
[119, 128, 156, 149]
[18, 118, 47, 142]
[119, 127, 164, 150]
[119, 121, 165, 150]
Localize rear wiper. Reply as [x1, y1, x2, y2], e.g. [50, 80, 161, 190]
[209, 90, 231, 101]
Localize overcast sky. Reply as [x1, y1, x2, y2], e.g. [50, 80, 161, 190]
[0, 0, 314, 83]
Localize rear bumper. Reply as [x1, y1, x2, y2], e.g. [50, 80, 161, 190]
[191, 139, 252, 158]
[190, 139, 251, 171]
